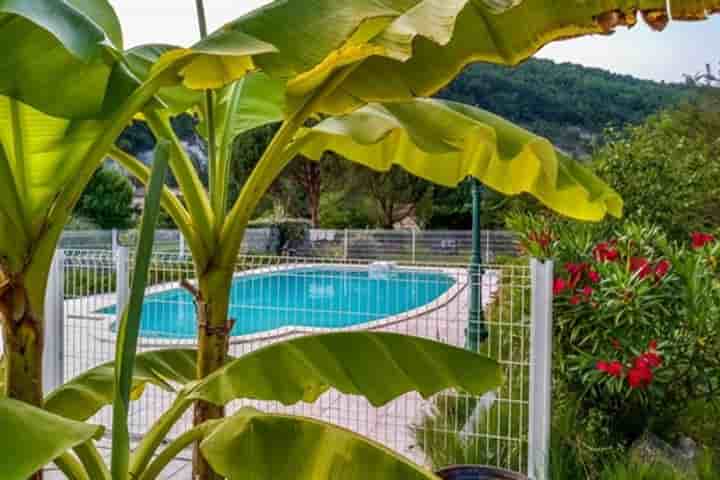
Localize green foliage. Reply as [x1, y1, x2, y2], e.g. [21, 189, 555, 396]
[0, 398, 104, 480]
[74, 167, 135, 229]
[318, 191, 374, 229]
[200, 408, 439, 480]
[593, 93, 720, 240]
[439, 59, 689, 157]
[411, 259, 530, 472]
[508, 213, 720, 470]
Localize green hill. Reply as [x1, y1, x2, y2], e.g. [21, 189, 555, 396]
[437, 58, 690, 157]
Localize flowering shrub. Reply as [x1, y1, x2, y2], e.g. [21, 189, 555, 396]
[509, 213, 720, 447]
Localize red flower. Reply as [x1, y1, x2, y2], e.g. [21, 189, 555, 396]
[691, 232, 716, 249]
[582, 286, 593, 297]
[654, 260, 671, 279]
[596, 360, 624, 378]
[628, 365, 653, 389]
[594, 242, 620, 262]
[553, 278, 567, 296]
[565, 262, 586, 275]
[648, 340, 658, 351]
[565, 262, 587, 288]
[630, 257, 652, 279]
[633, 348, 663, 370]
[588, 270, 601, 283]
[569, 295, 581, 305]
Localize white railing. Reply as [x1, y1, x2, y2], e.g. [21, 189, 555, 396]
[30, 249, 551, 476]
[59, 228, 519, 263]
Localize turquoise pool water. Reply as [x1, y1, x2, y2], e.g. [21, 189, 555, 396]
[101, 267, 454, 339]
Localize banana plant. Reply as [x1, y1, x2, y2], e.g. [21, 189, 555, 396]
[109, 1, 718, 477]
[0, 0, 131, 409]
[27, 330, 502, 480]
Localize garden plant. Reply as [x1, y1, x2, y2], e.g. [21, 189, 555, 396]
[510, 212, 719, 478]
[0, 1, 718, 479]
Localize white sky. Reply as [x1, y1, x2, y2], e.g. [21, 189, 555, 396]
[109, 1, 720, 83]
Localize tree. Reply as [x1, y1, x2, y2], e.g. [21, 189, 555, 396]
[74, 167, 135, 229]
[353, 165, 433, 228]
[593, 90, 720, 239]
[230, 124, 348, 225]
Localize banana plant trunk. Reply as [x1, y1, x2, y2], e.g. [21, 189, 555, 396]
[1, 279, 45, 480]
[193, 267, 234, 480]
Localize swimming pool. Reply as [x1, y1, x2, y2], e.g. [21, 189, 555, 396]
[100, 267, 456, 339]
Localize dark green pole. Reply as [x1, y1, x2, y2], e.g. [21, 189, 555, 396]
[466, 178, 488, 351]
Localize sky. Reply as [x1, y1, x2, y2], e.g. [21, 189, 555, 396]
[109, 1, 720, 84]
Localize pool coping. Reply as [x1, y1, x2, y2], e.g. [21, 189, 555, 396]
[68, 263, 483, 347]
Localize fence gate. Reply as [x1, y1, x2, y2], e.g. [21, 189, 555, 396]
[36, 249, 553, 478]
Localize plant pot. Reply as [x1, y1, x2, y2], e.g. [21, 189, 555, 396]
[435, 465, 529, 480]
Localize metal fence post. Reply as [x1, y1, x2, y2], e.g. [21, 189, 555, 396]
[344, 229, 349, 260]
[411, 230, 417, 264]
[528, 259, 554, 480]
[116, 246, 131, 315]
[111, 228, 119, 255]
[179, 232, 186, 257]
[43, 250, 65, 393]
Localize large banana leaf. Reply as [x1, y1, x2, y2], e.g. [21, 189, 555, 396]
[158, 0, 719, 115]
[293, 98, 623, 221]
[189, 332, 503, 407]
[0, 397, 103, 480]
[44, 349, 198, 421]
[0, 0, 123, 118]
[0, 98, 105, 275]
[199, 408, 439, 480]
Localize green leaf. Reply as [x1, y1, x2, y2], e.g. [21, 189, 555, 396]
[158, 0, 718, 115]
[293, 98, 623, 221]
[0, 354, 5, 396]
[189, 332, 503, 407]
[0, 397, 103, 480]
[215, 71, 286, 142]
[0, 0, 123, 117]
[124, 44, 204, 115]
[110, 140, 171, 479]
[200, 408, 439, 480]
[44, 349, 198, 421]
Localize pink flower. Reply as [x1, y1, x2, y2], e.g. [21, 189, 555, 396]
[630, 257, 652, 279]
[588, 270, 601, 283]
[569, 295, 581, 306]
[553, 278, 567, 296]
[582, 286, 593, 297]
[691, 232, 715, 249]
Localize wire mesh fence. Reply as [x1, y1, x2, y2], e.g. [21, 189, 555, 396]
[55, 249, 536, 474]
[59, 228, 519, 263]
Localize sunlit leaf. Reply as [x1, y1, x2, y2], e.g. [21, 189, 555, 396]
[0, 397, 103, 480]
[294, 98, 623, 221]
[44, 348, 198, 421]
[200, 408, 439, 480]
[156, 0, 718, 115]
[189, 332, 503, 407]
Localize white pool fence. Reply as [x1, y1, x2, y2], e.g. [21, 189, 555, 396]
[59, 228, 519, 264]
[19, 248, 552, 479]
